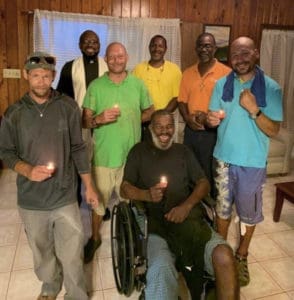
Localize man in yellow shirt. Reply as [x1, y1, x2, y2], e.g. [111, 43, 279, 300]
[178, 33, 231, 197]
[133, 35, 182, 139]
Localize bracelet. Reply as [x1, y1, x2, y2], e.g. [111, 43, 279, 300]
[250, 110, 262, 119]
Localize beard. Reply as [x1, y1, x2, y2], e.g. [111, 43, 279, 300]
[31, 87, 51, 99]
[150, 128, 175, 150]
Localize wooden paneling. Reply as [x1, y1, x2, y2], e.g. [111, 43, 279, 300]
[141, 0, 150, 17]
[1, 0, 294, 115]
[181, 22, 203, 70]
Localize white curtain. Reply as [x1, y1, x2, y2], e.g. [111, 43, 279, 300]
[260, 29, 294, 131]
[33, 9, 181, 86]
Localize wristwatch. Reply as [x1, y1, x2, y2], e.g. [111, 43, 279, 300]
[250, 110, 262, 119]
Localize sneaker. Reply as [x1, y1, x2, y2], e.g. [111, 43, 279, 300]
[84, 237, 102, 264]
[103, 207, 111, 221]
[235, 254, 250, 286]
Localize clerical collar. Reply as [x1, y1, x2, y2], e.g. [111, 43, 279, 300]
[83, 55, 97, 64]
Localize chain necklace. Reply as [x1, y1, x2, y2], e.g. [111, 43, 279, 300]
[30, 99, 50, 117]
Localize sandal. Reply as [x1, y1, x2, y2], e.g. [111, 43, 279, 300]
[235, 253, 250, 286]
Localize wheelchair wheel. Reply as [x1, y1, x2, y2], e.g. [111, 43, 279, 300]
[111, 202, 135, 296]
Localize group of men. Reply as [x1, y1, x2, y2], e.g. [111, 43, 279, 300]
[0, 27, 282, 300]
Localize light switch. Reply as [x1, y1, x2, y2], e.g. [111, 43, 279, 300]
[3, 69, 21, 79]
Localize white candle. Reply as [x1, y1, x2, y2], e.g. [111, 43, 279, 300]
[46, 162, 55, 170]
[219, 109, 226, 119]
[160, 176, 168, 188]
[113, 104, 121, 115]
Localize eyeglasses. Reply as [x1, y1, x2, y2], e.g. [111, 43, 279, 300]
[27, 56, 56, 65]
[196, 44, 214, 50]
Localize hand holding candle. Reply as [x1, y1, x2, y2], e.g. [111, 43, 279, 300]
[46, 162, 55, 177]
[218, 109, 226, 119]
[159, 176, 168, 188]
[113, 103, 121, 116]
[149, 176, 168, 202]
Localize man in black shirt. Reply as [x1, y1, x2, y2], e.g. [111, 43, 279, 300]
[57, 30, 108, 263]
[121, 110, 239, 299]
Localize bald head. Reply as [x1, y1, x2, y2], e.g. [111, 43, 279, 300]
[231, 36, 256, 51]
[230, 36, 259, 78]
[106, 42, 127, 57]
[105, 42, 128, 75]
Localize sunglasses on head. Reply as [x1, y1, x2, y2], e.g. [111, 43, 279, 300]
[28, 56, 56, 65]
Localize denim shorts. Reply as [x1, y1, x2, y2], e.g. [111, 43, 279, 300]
[214, 159, 266, 225]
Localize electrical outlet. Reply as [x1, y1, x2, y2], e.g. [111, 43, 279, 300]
[3, 69, 21, 79]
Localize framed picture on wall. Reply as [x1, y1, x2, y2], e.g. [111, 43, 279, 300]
[204, 24, 231, 64]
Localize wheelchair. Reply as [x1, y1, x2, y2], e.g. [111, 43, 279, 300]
[111, 198, 217, 299]
[111, 201, 148, 297]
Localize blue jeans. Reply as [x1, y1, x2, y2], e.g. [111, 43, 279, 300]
[18, 202, 88, 300]
[145, 234, 179, 300]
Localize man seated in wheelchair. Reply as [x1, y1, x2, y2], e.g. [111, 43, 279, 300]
[120, 109, 239, 300]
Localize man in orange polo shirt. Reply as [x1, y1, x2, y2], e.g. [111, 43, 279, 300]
[178, 33, 231, 197]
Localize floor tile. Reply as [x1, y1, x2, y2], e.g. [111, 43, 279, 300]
[0, 245, 16, 272]
[0, 223, 21, 246]
[268, 230, 294, 256]
[99, 258, 116, 290]
[249, 234, 288, 261]
[261, 257, 294, 290]
[240, 262, 282, 299]
[0, 209, 21, 225]
[0, 272, 10, 299]
[287, 290, 294, 299]
[0, 191, 17, 209]
[254, 293, 291, 299]
[13, 242, 34, 270]
[89, 290, 104, 299]
[258, 215, 293, 234]
[84, 258, 103, 292]
[97, 237, 112, 259]
[7, 269, 42, 300]
[103, 287, 140, 300]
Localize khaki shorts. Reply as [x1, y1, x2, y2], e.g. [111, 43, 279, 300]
[204, 229, 229, 277]
[92, 165, 125, 216]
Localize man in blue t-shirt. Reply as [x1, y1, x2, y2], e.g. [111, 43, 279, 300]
[207, 36, 283, 287]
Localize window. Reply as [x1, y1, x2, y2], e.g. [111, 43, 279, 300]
[33, 10, 181, 87]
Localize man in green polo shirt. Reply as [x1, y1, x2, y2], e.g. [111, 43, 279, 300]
[82, 42, 154, 263]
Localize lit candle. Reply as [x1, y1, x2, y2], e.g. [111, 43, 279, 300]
[218, 109, 226, 119]
[46, 162, 55, 171]
[160, 176, 168, 188]
[113, 103, 121, 115]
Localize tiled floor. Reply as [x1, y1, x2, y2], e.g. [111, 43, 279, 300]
[0, 160, 293, 300]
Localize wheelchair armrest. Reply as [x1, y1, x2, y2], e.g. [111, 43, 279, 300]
[201, 196, 217, 229]
[130, 200, 146, 216]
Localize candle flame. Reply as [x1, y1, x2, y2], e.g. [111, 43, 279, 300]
[47, 162, 55, 170]
[160, 176, 168, 188]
